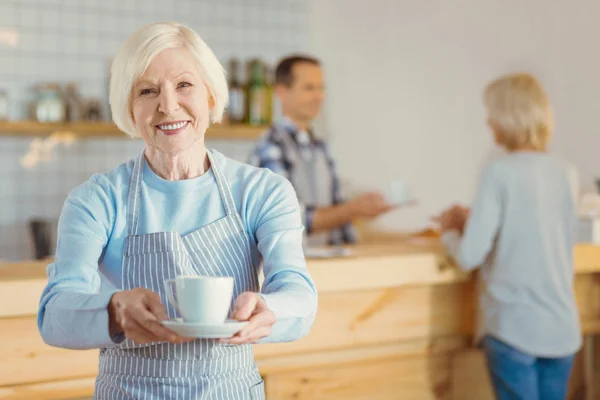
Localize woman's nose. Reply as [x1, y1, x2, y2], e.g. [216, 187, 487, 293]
[158, 89, 180, 115]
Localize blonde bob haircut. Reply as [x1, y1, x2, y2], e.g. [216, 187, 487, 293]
[483, 73, 552, 151]
[109, 22, 228, 138]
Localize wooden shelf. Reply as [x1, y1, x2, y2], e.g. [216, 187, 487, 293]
[0, 121, 267, 140]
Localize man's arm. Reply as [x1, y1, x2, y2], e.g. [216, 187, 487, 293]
[310, 193, 393, 233]
[309, 202, 357, 234]
[250, 140, 394, 234]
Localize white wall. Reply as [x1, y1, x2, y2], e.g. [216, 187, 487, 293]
[308, 0, 600, 232]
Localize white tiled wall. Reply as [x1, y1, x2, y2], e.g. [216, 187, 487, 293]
[0, 0, 308, 120]
[0, 0, 309, 261]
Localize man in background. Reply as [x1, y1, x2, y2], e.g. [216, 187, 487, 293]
[248, 55, 393, 247]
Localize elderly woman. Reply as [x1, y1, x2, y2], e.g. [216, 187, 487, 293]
[37, 22, 317, 399]
[437, 73, 580, 400]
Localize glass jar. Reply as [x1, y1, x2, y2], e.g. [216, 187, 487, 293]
[33, 83, 65, 122]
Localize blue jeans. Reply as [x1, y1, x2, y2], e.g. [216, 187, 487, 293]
[482, 335, 575, 400]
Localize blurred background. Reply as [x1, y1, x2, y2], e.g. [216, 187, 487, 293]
[1, 0, 599, 262]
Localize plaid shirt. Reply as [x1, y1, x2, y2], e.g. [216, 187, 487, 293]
[248, 119, 357, 245]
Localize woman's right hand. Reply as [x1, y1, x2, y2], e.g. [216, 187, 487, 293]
[108, 288, 193, 344]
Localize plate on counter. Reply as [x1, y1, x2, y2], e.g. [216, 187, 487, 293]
[303, 246, 352, 259]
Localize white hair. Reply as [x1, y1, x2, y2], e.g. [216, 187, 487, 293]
[109, 22, 228, 138]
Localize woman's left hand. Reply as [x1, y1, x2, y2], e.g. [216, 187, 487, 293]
[218, 292, 275, 345]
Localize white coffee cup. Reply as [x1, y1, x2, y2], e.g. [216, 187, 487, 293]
[164, 275, 234, 324]
[383, 180, 411, 205]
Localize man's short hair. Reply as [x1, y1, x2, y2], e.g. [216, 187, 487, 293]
[274, 55, 321, 87]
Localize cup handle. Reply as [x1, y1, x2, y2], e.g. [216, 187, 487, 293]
[164, 279, 179, 313]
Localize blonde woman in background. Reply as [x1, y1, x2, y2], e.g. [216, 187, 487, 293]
[437, 73, 580, 400]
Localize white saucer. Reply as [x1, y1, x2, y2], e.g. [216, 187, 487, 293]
[161, 319, 248, 339]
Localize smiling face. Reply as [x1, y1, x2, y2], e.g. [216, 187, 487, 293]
[131, 47, 213, 155]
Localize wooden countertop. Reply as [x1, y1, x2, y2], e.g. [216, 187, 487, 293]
[0, 234, 599, 399]
[1, 233, 599, 319]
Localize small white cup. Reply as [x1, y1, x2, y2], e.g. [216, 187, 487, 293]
[383, 180, 411, 205]
[164, 275, 234, 324]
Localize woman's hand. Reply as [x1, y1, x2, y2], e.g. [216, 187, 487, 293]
[435, 204, 470, 234]
[108, 288, 194, 344]
[218, 292, 275, 345]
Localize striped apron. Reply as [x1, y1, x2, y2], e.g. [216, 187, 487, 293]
[94, 150, 265, 400]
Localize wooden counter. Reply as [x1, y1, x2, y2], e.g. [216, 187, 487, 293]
[0, 236, 599, 399]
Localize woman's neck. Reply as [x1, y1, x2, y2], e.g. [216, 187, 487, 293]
[144, 142, 210, 181]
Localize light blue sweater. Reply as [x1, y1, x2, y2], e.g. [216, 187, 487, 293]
[442, 152, 581, 357]
[37, 149, 317, 349]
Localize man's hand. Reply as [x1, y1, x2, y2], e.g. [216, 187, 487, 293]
[349, 192, 395, 218]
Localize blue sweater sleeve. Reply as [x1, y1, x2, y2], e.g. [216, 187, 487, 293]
[37, 175, 123, 349]
[441, 164, 502, 272]
[251, 174, 318, 343]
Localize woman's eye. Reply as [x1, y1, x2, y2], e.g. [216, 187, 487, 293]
[178, 82, 192, 88]
[139, 88, 155, 96]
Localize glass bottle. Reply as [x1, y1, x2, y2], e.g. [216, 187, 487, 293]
[227, 58, 246, 124]
[247, 59, 268, 126]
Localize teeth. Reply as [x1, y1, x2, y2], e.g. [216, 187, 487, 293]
[158, 121, 187, 130]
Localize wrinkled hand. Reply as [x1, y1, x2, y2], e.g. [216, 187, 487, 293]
[108, 288, 193, 344]
[434, 204, 470, 233]
[218, 292, 275, 345]
[350, 192, 395, 218]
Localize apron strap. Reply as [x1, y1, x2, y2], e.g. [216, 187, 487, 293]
[274, 124, 335, 246]
[275, 125, 319, 205]
[126, 150, 145, 237]
[206, 149, 236, 217]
